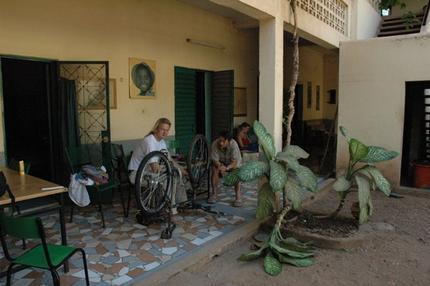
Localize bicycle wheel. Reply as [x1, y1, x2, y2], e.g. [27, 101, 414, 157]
[135, 151, 172, 214]
[186, 135, 209, 189]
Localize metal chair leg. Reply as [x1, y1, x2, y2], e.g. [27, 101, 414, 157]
[79, 248, 90, 286]
[6, 263, 14, 286]
[69, 203, 74, 223]
[126, 185, 131, 217]
[119, 185, 127, 217]
[50, 270, 60, 286]
[97, 191, 106, 228]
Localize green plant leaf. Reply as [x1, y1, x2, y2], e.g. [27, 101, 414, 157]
[223, 169, 240, 186]
[237, 161, 269, 182]
[286, 178, 302, 210]
[238, 244, 268, 261]
[333, 175, 351, 192]
[279, 236, 313, 252]
[256, 183, 275, 220]
[276, 152, 300, 171]
[264, 252, 282, 276]
[296, 166, 318, 192]
[253, 121, 276, 160]
[339, 126, 350, 141]
[360, 146, 399, 163]
[269, 240, 314, 258]
[355, 175, 371, 224]
[277, 254, 314, 267]
[362, 167, 392, 196]
[270, 161, 288, 190]
[349, 138, 369, 164]
[281, 145, 309, 159]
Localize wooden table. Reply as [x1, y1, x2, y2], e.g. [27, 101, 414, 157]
[0, 167, 69, 273]
[0, 168, 67, 205]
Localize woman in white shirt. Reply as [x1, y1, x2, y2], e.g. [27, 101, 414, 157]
[128, 118, 171, 183]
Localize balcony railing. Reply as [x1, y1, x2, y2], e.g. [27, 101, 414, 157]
[296, 0, 349, 36]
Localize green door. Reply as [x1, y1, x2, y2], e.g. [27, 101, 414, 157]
[211, 70, 234, 140]
[174, 66, 196, 155]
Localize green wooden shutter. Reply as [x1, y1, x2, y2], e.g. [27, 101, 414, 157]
[175, 66, 196, 155]
[211, 70, 234, 140]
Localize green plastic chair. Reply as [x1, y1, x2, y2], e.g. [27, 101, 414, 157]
[0, 214, 90, 286]
[65, 145, 120, 228]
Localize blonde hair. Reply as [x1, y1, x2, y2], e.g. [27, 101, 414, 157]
[147, 118, 171, 137]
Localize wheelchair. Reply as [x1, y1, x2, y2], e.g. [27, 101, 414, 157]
[134, 134, 210, 239]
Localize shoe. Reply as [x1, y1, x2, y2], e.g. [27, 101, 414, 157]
[171, 207, 178, 215]
[207, 195, 217, 204]
[233, 200, 243, 207]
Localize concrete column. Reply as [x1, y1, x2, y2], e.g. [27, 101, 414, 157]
[259, 16, 284, 151]
[421, 14, 430, 33]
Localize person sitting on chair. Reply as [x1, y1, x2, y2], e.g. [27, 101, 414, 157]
[209, 130, 242, 207]
[128, 117, 171, 183]
[236, 122, 258, 152]
[128, 118, 187, 213]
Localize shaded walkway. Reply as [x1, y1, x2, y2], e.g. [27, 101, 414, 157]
[0, 181, 258, 285]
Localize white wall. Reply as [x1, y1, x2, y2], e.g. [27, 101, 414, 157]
[0, 0, 259, 152]
[352, 0, 381, 40]
[338, 33, 430, 185]
[282, 0, 351, 48]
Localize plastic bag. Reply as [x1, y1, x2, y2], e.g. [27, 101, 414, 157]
[68, 173, 90, 207]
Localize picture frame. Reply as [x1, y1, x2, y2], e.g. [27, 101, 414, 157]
[109, 78, 117, 109]
[307, 81, 312, 109]
[234, 87, 247, 117]
[129, 57, 156, 99]
[316, 85, 320, 111]
[86, 78, 117, 110]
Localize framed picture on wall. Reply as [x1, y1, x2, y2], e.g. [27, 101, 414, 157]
[86, 78, 117, 110]
[307, 81, 312, 109]
[109, 79, 117, 109]
[129, 57, 156, 99]
[316, 85, 320, 111]
[234, 87, 247, 117]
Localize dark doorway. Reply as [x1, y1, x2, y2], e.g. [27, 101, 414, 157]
[401, 81, 430, 187]
[1, 58, 54, 181]
[196, 71, 206, 135]
[283, 84, 337, 177]
[175, 67, 233, 154]
[289, 84, 304, 146]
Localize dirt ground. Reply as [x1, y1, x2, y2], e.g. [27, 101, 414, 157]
[164, 189, 430, 286]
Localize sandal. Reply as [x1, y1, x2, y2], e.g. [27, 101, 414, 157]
[233, 200, 243, 207]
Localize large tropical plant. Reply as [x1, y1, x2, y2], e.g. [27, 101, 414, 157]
[330, 126, 399, 224]
[224, 120, 318, 275]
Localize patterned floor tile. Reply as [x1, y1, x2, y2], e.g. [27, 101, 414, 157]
[0, 181, 257, 285]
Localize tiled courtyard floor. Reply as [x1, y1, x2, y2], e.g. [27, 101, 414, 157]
[0, 181, 258, 286]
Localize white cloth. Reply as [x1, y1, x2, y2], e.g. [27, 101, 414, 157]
[128, 134, 167, 171]
[68, 174, 90, 207]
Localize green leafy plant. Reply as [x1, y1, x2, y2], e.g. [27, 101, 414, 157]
[330, 126, 399, 224]
[224, 120, 318, 275]
[238, 207, 314, 276]
[225, 120, 318, 217]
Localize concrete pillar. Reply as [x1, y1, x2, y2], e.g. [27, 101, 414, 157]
[259, 16, 284, 151]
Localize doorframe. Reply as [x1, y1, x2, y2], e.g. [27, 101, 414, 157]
[0, 54, 57, 167]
